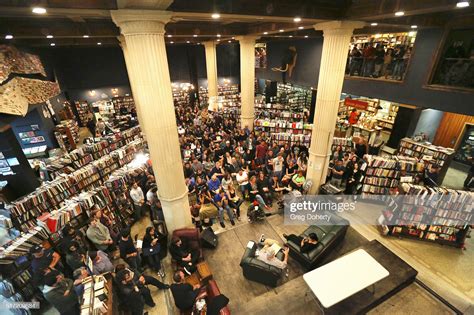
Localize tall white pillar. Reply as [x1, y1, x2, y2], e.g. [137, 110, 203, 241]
[307, 21, 365, 194]
[111, 10, 191, 231]
[118, 35, 147, 136]
[203, 41, 218, 111]
[238, 36, 258, 130]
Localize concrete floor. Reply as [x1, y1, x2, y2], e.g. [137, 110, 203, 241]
[442, 161, 470, 190]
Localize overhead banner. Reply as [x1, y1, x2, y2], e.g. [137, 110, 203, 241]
[344, 98, 368, 110]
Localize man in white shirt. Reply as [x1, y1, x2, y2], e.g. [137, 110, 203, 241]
[272, 153, 284, 180]
[130, 182, 145, 221]
[369, 130, 384, 155]
[236, 169, 249, 197]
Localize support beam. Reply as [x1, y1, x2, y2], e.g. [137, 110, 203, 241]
[111, 9, 191, 231]
[203, 41, 219, 111]
[306, 21, 365, 194]
[237, 35, 259, 130]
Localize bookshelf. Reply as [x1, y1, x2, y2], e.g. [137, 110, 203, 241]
[74, 101, 91, 127]
[332, 137, 353, 153]
[81, 274, 114, 315]
[54, 120, 79, 152]
[383, 184, 472, 248]
[398, 138, 455, 184]
[112, 96, 135, 114]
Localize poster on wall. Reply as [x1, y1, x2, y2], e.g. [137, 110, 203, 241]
[255, 43, 267, 69]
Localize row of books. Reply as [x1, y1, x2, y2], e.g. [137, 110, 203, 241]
[0, 225, 50, 261]
[81, 275, 110, 315]
[364, 177, 399, 188]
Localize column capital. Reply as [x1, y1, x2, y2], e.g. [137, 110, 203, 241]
[235, 35, 260, 44]
[117, 34, 126, 48]
[111, 9, 172, 35]
[313, 20, 365, 36]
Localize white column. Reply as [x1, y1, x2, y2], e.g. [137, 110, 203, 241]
[307, 21, 365, 194]
[111, 10, 191, 230]
[238, 36, 258, 130]
[118, 35, 147, 136]
[203, 41, 218, 111]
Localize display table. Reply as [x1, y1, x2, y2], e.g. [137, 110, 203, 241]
[303, 249, 389, 309]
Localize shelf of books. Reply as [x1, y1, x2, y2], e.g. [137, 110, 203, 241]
[93, 155, 120, 182]
[383, 183, 472, 248]
[332, 137, 353, 153]
[81, 274, 114, 315]
[275, 83, 312, 112]
[397, 137, 455, 184]
[112, 96, 135, 114]
[74, 101, 91, 127]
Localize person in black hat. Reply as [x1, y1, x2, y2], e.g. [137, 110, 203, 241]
[30, 244, 62, 280]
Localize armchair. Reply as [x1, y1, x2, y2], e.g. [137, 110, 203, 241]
[239, 241, 283, 287]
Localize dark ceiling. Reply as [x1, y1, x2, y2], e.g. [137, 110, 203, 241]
[0, 0, 473, 47]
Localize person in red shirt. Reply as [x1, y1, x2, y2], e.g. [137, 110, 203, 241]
[255, 140, 268, 166]
[348, 108, 359, 125]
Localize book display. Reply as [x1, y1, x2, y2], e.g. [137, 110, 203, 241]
[92, 100, 115, 120]
[275, 83, 312, 112]
[332, 137, 353, 152]
[398, 137, 455, 184]
[382, 184, 472, 248]
[81, 274, 114, 315]
[172, 84, 193, 107]
[74, 101, 91, 127]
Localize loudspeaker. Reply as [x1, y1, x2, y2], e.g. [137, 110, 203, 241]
[200, 227, 218, 249]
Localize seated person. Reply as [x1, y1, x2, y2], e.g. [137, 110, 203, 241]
[283, 232, 319, 253]
[42, 270, 79, 315]
[142, 226, 165, 277]
[115, 268, 147, 313]
[89, 250, 114, 275]
[170, 270, 201, 311]
[169, 236, 200, 275]
[290, 170, 306, 192]
[257, 171, 273, 205]
[248, 175, 271, 211]
[282, 160, 298, 184]
[207, 174, 222, 195]
[213, 189, 235, 228]
[227, 184, 243, 220]
[197, 189, 218, 220]
[256, 236, 290, 271]
[72, 267, 90, 298]
[118, 229, 142, 272]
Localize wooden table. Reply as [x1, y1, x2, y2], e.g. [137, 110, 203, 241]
[185, 272, 201, 287]
[197, 261, 212, 282]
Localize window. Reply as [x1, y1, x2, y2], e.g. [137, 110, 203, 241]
[345, 31, 417, 82]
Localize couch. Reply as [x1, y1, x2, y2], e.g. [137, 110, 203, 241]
[207, 280, 231, 315]
[286, 212, 349, 270]
[239, 241, 284, 287]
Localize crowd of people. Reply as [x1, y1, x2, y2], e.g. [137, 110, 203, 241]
[347, 41, 413, 81]
[175, 104, 312, 228]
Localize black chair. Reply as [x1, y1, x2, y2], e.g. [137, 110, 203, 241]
[239, 241, 283, 287]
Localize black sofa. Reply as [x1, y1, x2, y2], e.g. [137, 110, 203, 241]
[239, 241, 284, 287]
[287, 212, 349, 270]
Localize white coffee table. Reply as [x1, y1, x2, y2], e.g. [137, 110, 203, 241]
[303, 249, 389, 310]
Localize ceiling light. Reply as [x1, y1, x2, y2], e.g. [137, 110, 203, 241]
[304, 35, 308, 38]
[411, 25, 417, 29]
[228, 40, 231, 43]
[294, 17, 301, 22]
[32, 7, 47, 14]
[46, 35, 53, 38]
[97, 42, 102, 45]
[232, 37, 235, 39]
[50, 43, 55, 46]
[456, 1, 470, 8]
[186, 40, 190, 43]
[217, 39, 220, 42]
[289, 35, 293, 38]
[211, 13, 220, 19]
[298, 26, 304, 30]
[279, 29, 284, 32]
[193, 35, 197, 37]
[5, 34, 13, 39]
[263, 32, 268, 35]
[395, 11, 405, 16]
[370, 22, 378, 26]
[167, 34, 172, 38]
[83, 35, 89, 38]
[170, 41, 174, 44]
[217, 34, 221, 37]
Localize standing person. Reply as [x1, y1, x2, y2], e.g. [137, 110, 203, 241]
[373, 44, 385, 77]
[42, 270, 79, 315]
[170, 271, 201, 312]
[118, 229, 142, 272]
[383, 48, 394, 78]
[330, 160, 345, 188]
[355, 136, 368, 159]
[142, 226, 165, 277]
[86, 217, 115, 253]
[95, 118, 106, 136]
[272, 153, 285, 181]
[361, 41, 375, 77]
[348, 108, 359, 125]
[349, 46, 363, 76]
[129, 182, 145, 221]
[369, 130, 384, 155]
[64, 241, 86, 271]
[150, 198, 165, 222]
[255, 140, 268, 166]
[30, 245, 62, 277]
[345, 162, 362, 194]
